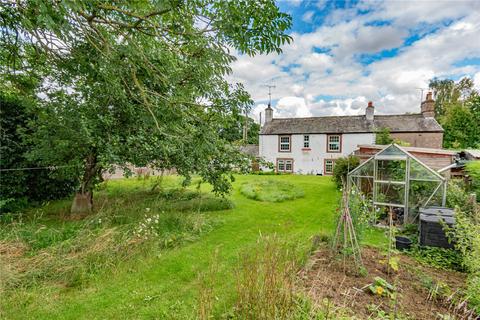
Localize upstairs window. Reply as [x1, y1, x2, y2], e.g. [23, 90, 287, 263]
[327, 134, 341, 153]
[303, 135, 310, 148]
[279, 135, 291, 152]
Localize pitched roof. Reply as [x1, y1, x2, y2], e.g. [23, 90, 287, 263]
[465, 149, 480, 159]
[356, 144, 456, 156]
[260, 114, 443, 135]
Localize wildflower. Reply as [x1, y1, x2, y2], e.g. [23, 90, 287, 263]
[146, 208, 151, 212]
[376, 286, 384, 296]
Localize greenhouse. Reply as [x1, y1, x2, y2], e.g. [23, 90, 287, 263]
[347, 144, 447, 224]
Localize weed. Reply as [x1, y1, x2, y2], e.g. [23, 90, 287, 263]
[233, 235, 301, 319]
[368, 277, 395, 298]
[0, 182, 224, 292]
[407, 245, 464, 271]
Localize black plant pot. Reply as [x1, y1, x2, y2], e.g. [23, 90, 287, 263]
[395, 236, 412, 250]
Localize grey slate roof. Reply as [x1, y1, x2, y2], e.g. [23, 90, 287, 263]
[260, 114, 443, 135]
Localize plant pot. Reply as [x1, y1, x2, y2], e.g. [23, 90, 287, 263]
[395, 236, 412, 250]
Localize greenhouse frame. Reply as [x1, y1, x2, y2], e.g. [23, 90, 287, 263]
[347, 144, 447, 224]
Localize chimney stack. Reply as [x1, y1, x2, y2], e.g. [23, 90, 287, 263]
[421, 92, 435, 118]
[265, 104, 273, 123]
[365, 101, 374, 121]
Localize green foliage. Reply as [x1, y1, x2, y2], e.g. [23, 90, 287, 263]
[368, 277, 395, 298]
[0, 175, 386, 319]
[221, 114, 260, 145]
[239, 180, 305, 202]
[375, 128, 394, 145]
[0, 90, 78, 212]
[448, 207, 480, 312]
[407, 246, 464, 271]
[346, 186, 372, 242]
[0, 180, 227, 289]
[1, 0, 292, 209]
[443, 180, 480, 312]
[442, 104, 480, 149]
[231, 236, 321, 320]
[332, 156, 360, 189]
[429, 77, 480, 149]
[466, 161, 480, 200]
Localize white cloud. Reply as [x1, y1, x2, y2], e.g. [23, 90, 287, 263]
[230, 1, 480, 119]
[288, 0, 302, 7]
[302, 11, 314, 23]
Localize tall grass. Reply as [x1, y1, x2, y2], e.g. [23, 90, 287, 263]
[240, 180, 305, 202]
[0, 180, 232, 293]
[232, 236, 305, 319]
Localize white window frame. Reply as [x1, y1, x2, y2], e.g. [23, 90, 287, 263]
[303, 135, 310, 148]
[325, 159, 335, 175]
[327, 134, 341, 153]
[279, 135, 291, 152]
[277, 159, 293, 173]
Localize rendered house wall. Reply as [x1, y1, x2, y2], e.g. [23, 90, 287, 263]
[259, 133, 375, 174]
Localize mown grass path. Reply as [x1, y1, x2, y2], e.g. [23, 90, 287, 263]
[3, 175, 384, 319]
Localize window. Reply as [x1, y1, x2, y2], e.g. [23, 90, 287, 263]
[324, 159, 335, 175]
[277, 159, 293, 173]
[279, 135, 291, 152]
[327, 134, 341, 152]
[303, 135, 310, 148]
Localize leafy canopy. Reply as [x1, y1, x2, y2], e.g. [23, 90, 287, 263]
[0, 1, 292, 202]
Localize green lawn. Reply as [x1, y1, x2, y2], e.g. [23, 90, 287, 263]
[1, 174, 385, 319]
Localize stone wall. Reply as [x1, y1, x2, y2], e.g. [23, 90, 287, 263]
[390, 132, 443, 149]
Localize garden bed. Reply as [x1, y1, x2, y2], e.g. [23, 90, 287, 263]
[300, 244, 473, 319]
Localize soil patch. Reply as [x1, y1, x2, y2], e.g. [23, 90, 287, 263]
[299, 245, 475, 319]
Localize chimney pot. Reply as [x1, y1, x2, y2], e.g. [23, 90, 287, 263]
[421, 92, 435, 117]
[366, 101, 374, 121]
[265, 104, 273, 123]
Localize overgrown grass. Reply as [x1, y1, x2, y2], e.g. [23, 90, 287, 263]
[0, 174, 385, 319]
[239, 179, 305, 202]
[0, 178, 230, 292]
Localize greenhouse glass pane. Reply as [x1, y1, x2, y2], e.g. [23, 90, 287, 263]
[409, 160, 441, 181]
[358, 177, 373, 199]
[426, 182, 444, 207]
[377, 145, 406, 156]
[408, 180, 442, 210]
[350, 159, 374, 177]
[374, 182, 405, 206]
[376, 159, 406, 181]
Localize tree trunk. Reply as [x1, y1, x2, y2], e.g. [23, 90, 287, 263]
[71, 191, 93, 214]
[70, 153, 99, 214]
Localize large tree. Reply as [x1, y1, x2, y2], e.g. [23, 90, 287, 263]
[1, 1, 292, 212]
[429, 77, 480, 149]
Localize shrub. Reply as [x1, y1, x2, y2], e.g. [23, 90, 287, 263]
[375, 128, 393, 145]
[0, 93, 78, 212]
[332, 156, 360, 189]
[444, 180, 480, 313]
[466, 161, 480, 200]
[239, 180, 304, 202]
[449, 206, 480, 313]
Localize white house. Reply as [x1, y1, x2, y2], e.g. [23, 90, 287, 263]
[259, 94, 444, 175]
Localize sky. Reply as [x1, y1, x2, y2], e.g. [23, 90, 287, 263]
[227, 0, 480, 122]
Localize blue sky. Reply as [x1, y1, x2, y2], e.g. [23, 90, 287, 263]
[228, 0, 480, 120]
